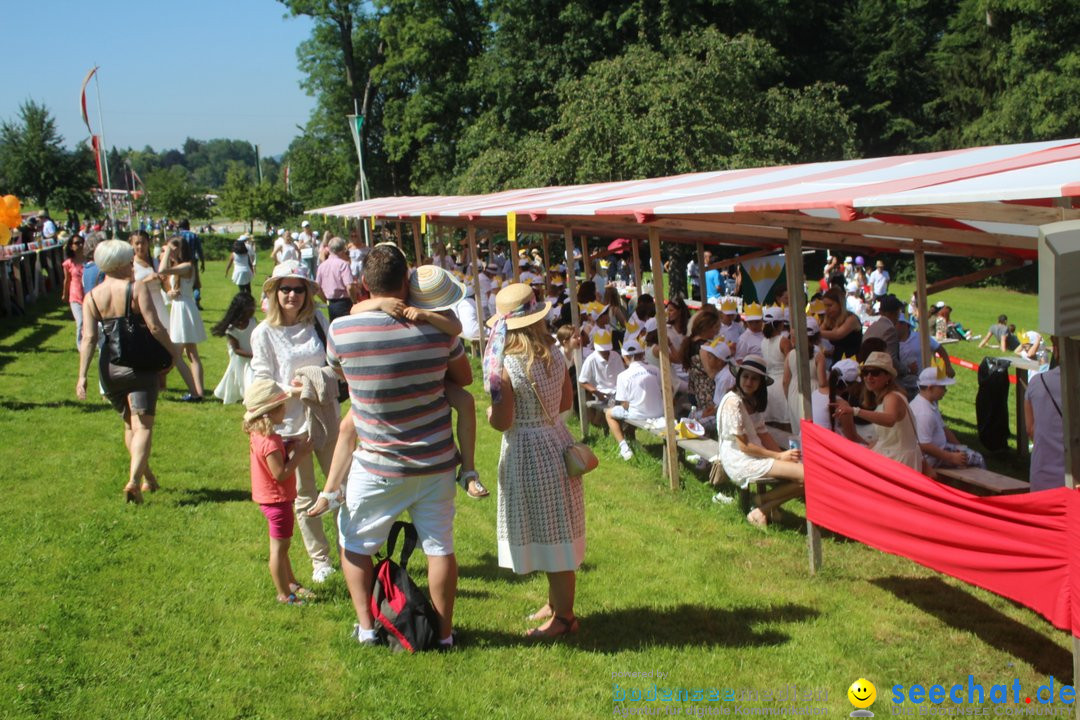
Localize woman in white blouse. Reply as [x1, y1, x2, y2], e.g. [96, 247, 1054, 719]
[250, 261, 339, 584]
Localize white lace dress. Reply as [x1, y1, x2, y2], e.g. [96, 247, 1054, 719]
[168, 274, 206, 344]
[717, 391, 775, 487]
[133, 260, 167, 327]
[761, 335, 789, 425]
[497, 351, 586, 574]
[213, 320, 255, 404]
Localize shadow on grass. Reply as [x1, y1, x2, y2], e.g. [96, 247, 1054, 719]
[462, 603, 818, 651]
[0, 398, 113, 413]
[458, 553, 533, 584]
[176, 488, 251, 506]
[0, 320, 66, 353]
[871, 576, 1071, 680]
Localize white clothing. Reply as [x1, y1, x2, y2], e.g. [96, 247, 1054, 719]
[577, 350, 625, 396]
[168, 274, 206, 344]
[810, 390, 832, 429]
[870, 391, 921, 471]
[213, 320, 255, 404]
[250, 312, 331, 437]
[869, 269, 890, 295]
[899, 330, 941, 375]
[454, 297, 481, 340]
[734, 329, 763, 362]
[711, 366, 736, 406]
[785, 349, 820, 434]
[717, 391, 774, 487]
[720, 321, 744, 345]
[231, 252, 253, 287]
[614, 361, 664, 419]
[909, 394, 947, 448]
[277, 243, 299, 264]
[133, 260, 167, 327]
[760, 335, 789, 424]
[348, 246, 364, 278]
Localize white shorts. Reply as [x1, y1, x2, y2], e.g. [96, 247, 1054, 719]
[609, 405, 650, 421]
[337, 463, 456, 556]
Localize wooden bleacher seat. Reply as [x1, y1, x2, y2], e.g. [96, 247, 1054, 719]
[935, 467, 1029, 495]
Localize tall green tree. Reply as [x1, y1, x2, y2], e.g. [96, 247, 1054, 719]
[140, 166, 210, 219]
[0, 101, 78, 212]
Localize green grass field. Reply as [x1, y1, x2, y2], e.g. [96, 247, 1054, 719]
[0, 259, 1069, 719]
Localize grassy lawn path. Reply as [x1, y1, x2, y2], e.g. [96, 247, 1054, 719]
[0, 260, 1066, 718]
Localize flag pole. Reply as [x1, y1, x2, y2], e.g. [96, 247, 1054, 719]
[348, 100, 370, 246]
[93, 69, 118, 237]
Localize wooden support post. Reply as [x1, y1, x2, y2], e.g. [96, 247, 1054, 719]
[509, 230, 520, 282]
[632, 237, 642, 297]
[649, 227, 680, 491]
[1015, 366, 1031, 462]
[467, 224, 486, 358]
[394, 221, 402, 249]
[542, 234, 552, 296]
[411, 221, 423, 267]
[914, 240, 932, 371]
[0, 259, 10, 317]
[580, 235, 590, 283]
[564, 227, 590, 441]
[785, 229, 821, 573]
[696, 242, 707, 301]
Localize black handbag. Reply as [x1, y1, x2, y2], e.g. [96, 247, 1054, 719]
[99, 282, 173, 372]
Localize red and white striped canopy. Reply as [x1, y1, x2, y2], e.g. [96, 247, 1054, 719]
[308, 138, 1080, 260]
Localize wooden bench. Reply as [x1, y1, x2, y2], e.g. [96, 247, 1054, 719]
[935, 467, 1029, 495]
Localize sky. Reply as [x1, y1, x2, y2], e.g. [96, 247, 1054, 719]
[5, 1, 318, 157]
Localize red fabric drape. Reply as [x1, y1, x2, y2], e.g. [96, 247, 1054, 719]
[802, 421, 1080, 636]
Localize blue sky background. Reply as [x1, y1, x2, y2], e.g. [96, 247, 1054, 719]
[6, 1, 318, 156]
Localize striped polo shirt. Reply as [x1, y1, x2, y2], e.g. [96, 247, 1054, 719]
[327, 311, 463, 478]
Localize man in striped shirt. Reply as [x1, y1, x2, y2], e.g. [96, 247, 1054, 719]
[327, 245, 472, 648]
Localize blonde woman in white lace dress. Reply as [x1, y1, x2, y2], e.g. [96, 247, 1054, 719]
[486, 283, 584, 640]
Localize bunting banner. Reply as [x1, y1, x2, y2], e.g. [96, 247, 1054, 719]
[801, 421, 1080, 637]
[740, 253, 786, 305]
[80, 66, 99, 134]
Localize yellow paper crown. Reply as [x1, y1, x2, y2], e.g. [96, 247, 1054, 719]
[743, 302, 763, 319]
[807, 299, 826, 316]
[593, 330, 613, 347]
[625, 320, 640, 334]
[720, 297, 738, 313]
[932, 355, 948, 380]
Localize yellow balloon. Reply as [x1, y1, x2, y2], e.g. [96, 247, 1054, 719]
[2, 195, 18, 214]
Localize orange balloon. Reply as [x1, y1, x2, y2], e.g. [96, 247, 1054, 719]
[0, 223, 10, 246]
[2, 195, 18, 213]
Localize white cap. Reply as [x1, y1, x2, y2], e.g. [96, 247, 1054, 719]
[702, 338, 731, 361]
[919, 366, 956, 387]
[621, 337, 644, 355]
[832, 358, 860, 383]
[277, 228, 285, 235]
[291, 232, 299, 240]
[643, 317, 658, 334]
[806, 317, 820, 335]
[301, 220, 311, 227]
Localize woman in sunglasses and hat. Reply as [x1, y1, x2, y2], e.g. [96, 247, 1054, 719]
[485, 283, 584, 639]
[717, 354, 804, 527]
[250, 260, 339, 585]
[832, 351, 922, 472]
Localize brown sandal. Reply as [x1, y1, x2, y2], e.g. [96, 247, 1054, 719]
[525, 615, 579, 640]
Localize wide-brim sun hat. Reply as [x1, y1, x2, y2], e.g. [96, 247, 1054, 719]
[861, 351, 897, 377]
[737, 354, 773, 386]
[486, 282, 551, 329]
[409, 265, 465, 311]
[243, 379, 290, 422]
[262, 259, 317, 296]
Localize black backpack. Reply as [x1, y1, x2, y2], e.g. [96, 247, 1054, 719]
[975, 356, 1011, 451]
[371, 521, 440, 653]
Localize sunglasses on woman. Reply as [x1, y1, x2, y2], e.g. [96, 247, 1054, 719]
[862, 368, 887, 378]
[278, 285, 307, 295]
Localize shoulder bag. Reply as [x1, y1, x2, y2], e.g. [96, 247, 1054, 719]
[528, 372, 599, 477]
[95, 282, 173, 372]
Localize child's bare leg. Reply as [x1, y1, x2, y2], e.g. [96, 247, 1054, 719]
[445, 382, 475, 472]
[269, 536, 293, 600]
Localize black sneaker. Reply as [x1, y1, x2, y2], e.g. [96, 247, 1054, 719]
[179, 393, 203, 403]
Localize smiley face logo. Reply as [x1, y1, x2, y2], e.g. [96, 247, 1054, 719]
[848, 678, 877, 710]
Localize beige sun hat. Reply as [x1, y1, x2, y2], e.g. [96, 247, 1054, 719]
[861, 351, 897, 377]
[243, 379, 290, 422]
[485, 282, 551, 329]
[262, 259, 317, 296]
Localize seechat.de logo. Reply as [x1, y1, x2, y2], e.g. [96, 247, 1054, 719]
[849, 678, 877, 717]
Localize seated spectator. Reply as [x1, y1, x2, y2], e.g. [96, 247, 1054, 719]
[898, 316, 954, 379]
[832, 352, 922, 471]
[717, 355, 804, 527]
[977, 314, 1011, 351]
[1015, 329, 1043, 360]
[813, 358, 864, 442]
[910, 366, 986, 470]
[734, 303, 764, 361]
[605, 338, 664, 460]
[577, 330, 625, 425]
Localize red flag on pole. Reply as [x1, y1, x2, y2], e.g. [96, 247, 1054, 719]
[90, 135, 104, 188]
[80, 66, 99, 134]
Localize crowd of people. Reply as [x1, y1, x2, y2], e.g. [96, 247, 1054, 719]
[66, 221, 1067, 649]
